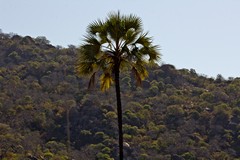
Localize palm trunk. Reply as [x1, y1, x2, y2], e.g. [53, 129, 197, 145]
[114, 62, 123, 160]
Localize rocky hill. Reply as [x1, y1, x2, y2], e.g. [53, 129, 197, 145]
[1, 32, 240, 159]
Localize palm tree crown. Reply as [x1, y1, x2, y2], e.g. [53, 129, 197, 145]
[76, 11, 160, 90]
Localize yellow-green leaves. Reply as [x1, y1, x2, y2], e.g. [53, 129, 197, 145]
[100, 73, 113, 91]
[132, 65, 148, 86]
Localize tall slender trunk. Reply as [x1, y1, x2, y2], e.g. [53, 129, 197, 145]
[114, 62, 123, 160]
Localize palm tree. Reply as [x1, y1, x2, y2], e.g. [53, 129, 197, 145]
[75, 11, 160, 160]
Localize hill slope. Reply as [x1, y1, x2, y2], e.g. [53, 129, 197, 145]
[1, 32, 240, 159]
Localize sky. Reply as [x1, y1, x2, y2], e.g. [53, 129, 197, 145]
[1, 0, 240, 78]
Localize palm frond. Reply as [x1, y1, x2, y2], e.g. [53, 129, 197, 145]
[148, 45, 161, 62]
[135, 60, 149, 79]
[122, 29, 141, 46]
[132, 66, 144, 86]
[100, 72, 113, 91]
[132, 67, 141, 86]
[87, 19, 105, 35]
[75, 60, 96, 76]
[83, 35, 100, 46]
[75, 44, 99, 76]
[105, 12, 121, 41]
[88, 72, 96, 89]
[139, 45, 161, 62]
[123, 14, 142, 32]
[135, 32, 152, 47]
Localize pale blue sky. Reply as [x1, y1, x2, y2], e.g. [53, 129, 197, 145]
[1, 0, 240, 78]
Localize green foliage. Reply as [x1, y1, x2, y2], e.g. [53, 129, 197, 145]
[149, 85, 159, 96]
[1, 32, 240, 159]
[35, 36, 50, 44]
[105, 111, 117, 119]
[123, 124, 139, 135]
[96, 152, 114, 160]
[200, 91, 215, 103]
[181, 152, 196, 160]
[80, 130, 92, 136]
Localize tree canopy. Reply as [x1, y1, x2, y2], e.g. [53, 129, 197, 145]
[1, 30, 240, 159]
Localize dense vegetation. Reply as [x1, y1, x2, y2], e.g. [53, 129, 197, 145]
[1, 31, 240, 160]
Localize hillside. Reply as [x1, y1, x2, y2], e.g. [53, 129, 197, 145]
[1, 32, 240, 160]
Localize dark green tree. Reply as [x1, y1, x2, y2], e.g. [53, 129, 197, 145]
[75, 11, 160, 159]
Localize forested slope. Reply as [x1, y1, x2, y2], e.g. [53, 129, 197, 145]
[1, 32, 240, 159]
